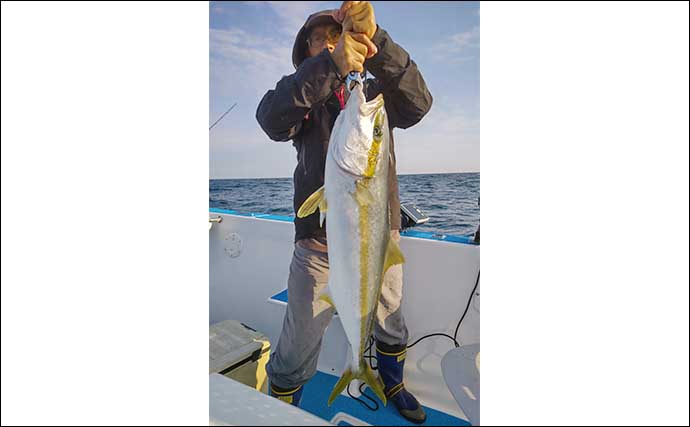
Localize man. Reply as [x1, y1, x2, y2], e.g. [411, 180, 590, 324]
[255, 1, 432, 423]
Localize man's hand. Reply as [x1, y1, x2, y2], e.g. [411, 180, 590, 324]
[336, 1, 377, 40]
[331, 31, 377, 77]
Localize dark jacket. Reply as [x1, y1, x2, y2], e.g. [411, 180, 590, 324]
[256, 26, 432, 242]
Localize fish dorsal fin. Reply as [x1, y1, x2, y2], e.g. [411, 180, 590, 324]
[297, 186, 326, 218]
[383, 236, 405, 274]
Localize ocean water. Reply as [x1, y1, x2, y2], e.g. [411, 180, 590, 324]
[209, 172, 479, 237]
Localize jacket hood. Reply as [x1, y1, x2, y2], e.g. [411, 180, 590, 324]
[292, 9, 341, 69]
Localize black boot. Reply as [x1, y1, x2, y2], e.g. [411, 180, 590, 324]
[376, 341, 427, 424]
[269, 382, 304, 406]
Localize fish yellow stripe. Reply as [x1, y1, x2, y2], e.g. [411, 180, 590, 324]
[364, 108, 385, 178]
[358, 109, 386, 349]
[358, 179, 369, 355]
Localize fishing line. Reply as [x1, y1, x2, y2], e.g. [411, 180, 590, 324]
[407, 270, 480, 349]
[454, 270, 480, 344]
[346, 381, 380, 411]
[363, 335, 377, 370]
[407, 333, 459, 349]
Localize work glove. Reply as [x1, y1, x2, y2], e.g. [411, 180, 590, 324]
[331, 31, 377, 77]
[336, 1, 377, 40]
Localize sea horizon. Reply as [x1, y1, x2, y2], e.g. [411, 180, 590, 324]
[210, 172, 480, 237]
[210, 171, 480, 180]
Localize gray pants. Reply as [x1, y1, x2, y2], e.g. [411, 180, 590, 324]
[266, 231, 409, 389]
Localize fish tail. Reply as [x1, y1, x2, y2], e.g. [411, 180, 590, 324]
[360, 362, 387, 405]
[327, 361, 387, 406]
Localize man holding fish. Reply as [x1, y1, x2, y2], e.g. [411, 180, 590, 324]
[256, 1, 432, 423]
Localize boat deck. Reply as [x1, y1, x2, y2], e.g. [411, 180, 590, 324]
[301, 371, 470, 426]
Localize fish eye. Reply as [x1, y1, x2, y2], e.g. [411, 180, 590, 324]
[373, 127, 382, 138]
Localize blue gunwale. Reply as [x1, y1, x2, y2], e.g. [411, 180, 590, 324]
[210, 208, 479, 246]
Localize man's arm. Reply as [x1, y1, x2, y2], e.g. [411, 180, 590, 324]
[365, 26, 433, 129]
[256, 50, 344, 142]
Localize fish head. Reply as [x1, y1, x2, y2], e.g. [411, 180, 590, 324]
[330, 85, 388, 179]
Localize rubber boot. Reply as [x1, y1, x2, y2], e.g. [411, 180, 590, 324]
[269, 382, 304, 407]
[376, 341, 427, 424]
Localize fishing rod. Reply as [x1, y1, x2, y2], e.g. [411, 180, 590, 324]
[209, 102, 237, 131]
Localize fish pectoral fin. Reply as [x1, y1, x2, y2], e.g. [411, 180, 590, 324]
[383, 237, 406, 274]
[317, 293, 335, 308]
[319, 197, 328, 226]
[297, 186, 326, 218]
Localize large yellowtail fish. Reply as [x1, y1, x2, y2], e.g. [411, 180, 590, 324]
[297, 73, 405, 406]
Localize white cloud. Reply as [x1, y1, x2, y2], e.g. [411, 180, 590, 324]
[210, 3, 226, 14]
[432, 26, 480, 63]
[245, 1, 332, 36]
[209, 27, 293, 100]
[395, 102, 480, 173]
[450, 27, 480, 50]
[210, 28, 288, 65]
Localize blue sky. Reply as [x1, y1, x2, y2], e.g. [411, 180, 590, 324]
[210, 1, 479, 178]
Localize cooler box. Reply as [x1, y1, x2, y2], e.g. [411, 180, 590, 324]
[209, 320, 271, 394]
